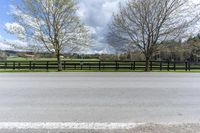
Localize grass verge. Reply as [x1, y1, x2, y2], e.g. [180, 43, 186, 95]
[0, 69, 199, 73]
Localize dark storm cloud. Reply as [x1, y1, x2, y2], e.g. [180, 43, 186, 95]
[78, 0, 126, 54]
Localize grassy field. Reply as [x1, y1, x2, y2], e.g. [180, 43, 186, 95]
[7, 57, 100, 61]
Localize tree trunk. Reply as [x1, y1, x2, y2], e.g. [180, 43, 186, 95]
[56, 51, 62, 71]
[145, 56, 150, 72]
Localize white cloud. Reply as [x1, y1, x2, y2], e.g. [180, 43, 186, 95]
[5, 22, 26, 40]
[0, 34, 28, 51]
[190, 0, 200, 4]
[0, 42, 12, 50]
[5, 22, 25, 33]
[78, 0, 126, 54]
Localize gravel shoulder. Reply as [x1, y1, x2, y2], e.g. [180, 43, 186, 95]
[1, 123, 200, 133]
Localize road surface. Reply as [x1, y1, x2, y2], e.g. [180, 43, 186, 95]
[0, 72, 200, 132]
[0, 72, 199, 123]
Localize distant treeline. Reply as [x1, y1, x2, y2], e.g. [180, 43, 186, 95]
[0, 35, 200, 63]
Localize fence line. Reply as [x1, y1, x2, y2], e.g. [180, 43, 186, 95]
[0, 60, 198, 71]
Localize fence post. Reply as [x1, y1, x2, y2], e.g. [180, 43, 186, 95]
[133, 61, 136, 71]
[33, 63, 35, 70]
[168, 62, 170, 71]
[18, 62, 21, 70]
[89, 64, 91, 70]
[150, 61, 153, 71]
[99, 61, 101, 70]
[131, 62, 133, 70]
[13, 61, 15, 70]
[115, 61, 118, 70]
[5, 62, 7, 70]
[64, 61, 66, 70]
[29, 61, 32, 70]
[185, 62, 188, 71]
[160, 61, 162, 71]
[46, 61, 49, 71]
[80, 61, 83, 70]
[174, 62, 176, 71]
[189, 62, 191, 71]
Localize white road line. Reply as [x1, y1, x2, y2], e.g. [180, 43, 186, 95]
[0, 123, 144, 130]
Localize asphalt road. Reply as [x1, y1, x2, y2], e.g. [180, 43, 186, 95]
[0, 72, 200, 123]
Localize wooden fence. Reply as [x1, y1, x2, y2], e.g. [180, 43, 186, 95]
[0, 60, 199, 71]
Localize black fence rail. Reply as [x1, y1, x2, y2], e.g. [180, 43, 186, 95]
[0, 60, 199, 71]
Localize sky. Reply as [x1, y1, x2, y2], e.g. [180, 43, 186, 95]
[0, 1, 13, 39]
[0, 0, 199, 53]
[77, 0, 126, 54]
[0, 0, 126, 53]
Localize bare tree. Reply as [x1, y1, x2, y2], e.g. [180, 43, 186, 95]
[6, 0, 90, 71]
[108, 0, 200, 71]
[184, 35, 200, 62]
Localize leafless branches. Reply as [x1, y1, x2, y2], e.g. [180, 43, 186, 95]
[108, 0, 200, 71]
[6, 0, 90, 71]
